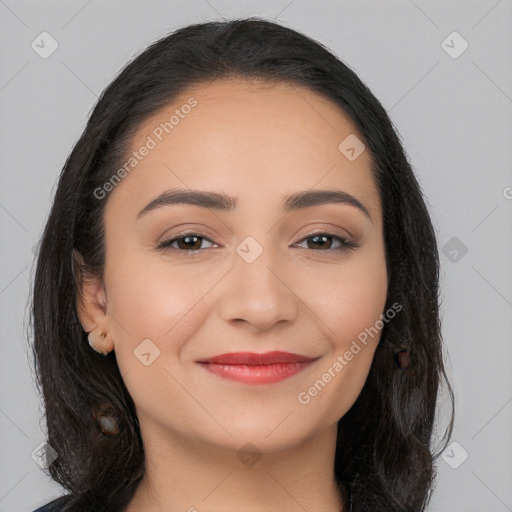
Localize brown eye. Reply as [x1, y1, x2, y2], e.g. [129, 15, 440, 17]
[157, 233, 216, 252]
[294, 232, 358, 252]
[156, 231, 358, 254]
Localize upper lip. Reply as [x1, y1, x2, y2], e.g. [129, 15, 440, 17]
[197, 351, 318, 365]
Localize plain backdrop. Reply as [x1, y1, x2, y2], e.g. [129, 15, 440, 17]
[0, 1, 511, 511]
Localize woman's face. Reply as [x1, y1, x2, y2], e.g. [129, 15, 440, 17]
[94, 78, 388, 452]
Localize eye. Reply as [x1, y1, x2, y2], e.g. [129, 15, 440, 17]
[156, 231, 359, 254]
[293, 232, 358, 252]
[157, 232, 217, 252]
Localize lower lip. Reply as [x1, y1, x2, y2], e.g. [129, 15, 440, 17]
[197, 361, 315, 384]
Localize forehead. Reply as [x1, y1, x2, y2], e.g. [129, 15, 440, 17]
[106, 77, 381, 224]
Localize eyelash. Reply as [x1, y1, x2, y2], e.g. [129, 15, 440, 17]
[156, 231, 359, 254]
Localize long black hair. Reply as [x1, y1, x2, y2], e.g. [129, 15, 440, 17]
[30, 17, 454, 512]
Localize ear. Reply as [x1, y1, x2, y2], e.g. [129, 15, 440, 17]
[73, 250, 108, 333]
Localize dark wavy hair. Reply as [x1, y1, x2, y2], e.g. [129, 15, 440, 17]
[30, 17, 454, 512]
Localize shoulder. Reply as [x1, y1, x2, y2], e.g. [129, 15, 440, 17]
[32, 506, 55, 512]
[32, 496, 69, 512]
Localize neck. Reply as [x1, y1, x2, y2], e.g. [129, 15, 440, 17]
[126, 419, 346, 512]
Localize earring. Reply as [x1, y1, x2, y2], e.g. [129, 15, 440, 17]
[87, 329, 114, 356]
[394, 350, 412, 370]
[92, 404, 120, 436]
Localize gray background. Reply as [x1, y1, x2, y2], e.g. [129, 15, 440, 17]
[1, 1, 511, 511]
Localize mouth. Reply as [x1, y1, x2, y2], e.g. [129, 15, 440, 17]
[196, 351, 319, 385]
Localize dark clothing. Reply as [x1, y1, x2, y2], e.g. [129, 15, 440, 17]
[32, 495, 110, 512]
[32, 496, 68, 512]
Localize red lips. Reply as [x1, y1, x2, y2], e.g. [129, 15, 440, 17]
[198, 351, 317, 365]
[196, 351, 320, 385]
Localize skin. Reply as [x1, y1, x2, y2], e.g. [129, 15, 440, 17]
[77, 77, 388, 512]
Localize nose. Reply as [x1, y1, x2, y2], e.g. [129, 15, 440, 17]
[219, 246, 298, 333]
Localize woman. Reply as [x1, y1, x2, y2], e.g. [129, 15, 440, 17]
[31, 17, 454, 512]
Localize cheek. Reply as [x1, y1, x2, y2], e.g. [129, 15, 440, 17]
[104, 257, 215, 423]
[330, 269, 387, 343]
[293, 248, 387, 417]
[299, 247, 388, 348]
[104, 253, 214, 356]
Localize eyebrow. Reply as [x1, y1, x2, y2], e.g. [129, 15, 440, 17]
[136, 188, 373, 222]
